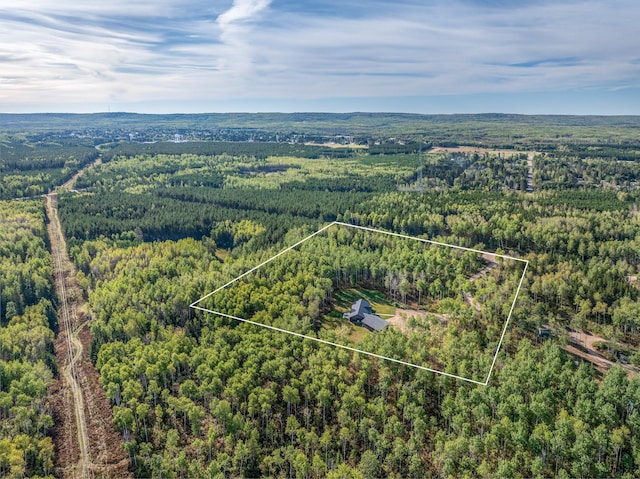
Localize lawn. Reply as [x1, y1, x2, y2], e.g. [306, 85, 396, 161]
[321, 309, 370, 344]
[333, 287, 397, 316]
[321, 287, 398, 344]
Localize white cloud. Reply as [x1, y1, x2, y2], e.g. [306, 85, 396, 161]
[213, 0, 272, 80]
[0, 0, 639, 111]
[217, 0, 271, 26]
[241, 0, 640, 98]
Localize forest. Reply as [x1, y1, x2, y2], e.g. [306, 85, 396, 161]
[0, 200, 56, 478]
[2, 114, 640, 477]
[0, 138, 98, 200]
[197, 224, 524, 383]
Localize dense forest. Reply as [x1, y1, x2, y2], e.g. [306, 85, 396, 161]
[197, 225, 524, 383]
[0, 200, 56, 478]
[55, 135, 640, 477]
[2, 116, 640, 478]
[0, 139, 98, 200]
[68, 228, 640, 478]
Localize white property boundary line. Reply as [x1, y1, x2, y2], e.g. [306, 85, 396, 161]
[191, 221, 529, 386]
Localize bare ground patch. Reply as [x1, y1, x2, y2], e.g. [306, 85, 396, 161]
[431, 146, 534, 156]
[386, 308, 448, 333]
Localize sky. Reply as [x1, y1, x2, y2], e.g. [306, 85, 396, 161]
[1, 0, 639, 114]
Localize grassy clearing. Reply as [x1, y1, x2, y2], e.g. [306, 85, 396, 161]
[322, 309, 369, 344]
[348, 325, 369, 343]
[333, 287, 397, 316]
[224, 155, 415, 189]
[321, 287, 398, 344]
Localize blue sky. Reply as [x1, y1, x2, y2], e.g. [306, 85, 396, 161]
[1, 0, 639, 114]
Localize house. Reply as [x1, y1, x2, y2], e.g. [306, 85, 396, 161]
[343, 299, 388, 332]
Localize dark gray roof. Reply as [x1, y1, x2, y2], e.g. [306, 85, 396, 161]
[344, 298, 372, 320]
[353, 299, 371, 314]
[362, 313, 388, 331]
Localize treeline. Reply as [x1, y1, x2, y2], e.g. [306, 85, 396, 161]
[58, 189, 357, 246]
[281, 176, 398, 192]
[0, 201, 53, 321]
[0, 140, 97, 172]
[0, 139, 98, 199]
[155, 187, 369, 220]
[75, 153, 224, 191]
[552, 143, 640, 161]
[534, 154, 640, 191]
[101, 141, 356, 161]
[0, 200, 56, 478]
[368, 141, 426, 155]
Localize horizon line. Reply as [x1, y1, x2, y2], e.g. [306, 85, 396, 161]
[2, 111, 640, 117]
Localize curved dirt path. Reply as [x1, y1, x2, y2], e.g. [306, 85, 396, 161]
[464, 252, 498, 312]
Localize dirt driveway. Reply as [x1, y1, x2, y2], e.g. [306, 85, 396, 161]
[385, 308, 447, 333]
[565, 330, 636, 376]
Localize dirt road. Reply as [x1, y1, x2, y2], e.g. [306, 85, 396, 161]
[46, 193, 91, 478]
[469, 253, 497, 283]
[463, 253, 498, 311]
[46, 191, 130, 478]
[62, 156, 102, 191]
[565, 330, 636, 376]
[526, 154, 534, 193]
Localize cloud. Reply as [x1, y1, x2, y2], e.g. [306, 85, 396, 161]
[217, 0, 271, 26]
[0, 0, 639, 112]
[213, 0, 272, 80]
[243, 0, 640, 98]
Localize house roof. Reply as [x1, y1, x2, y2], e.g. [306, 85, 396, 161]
[344, 298, 372, 320]
[362, 313, 388, 331]
[353, 299, 371, 314]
